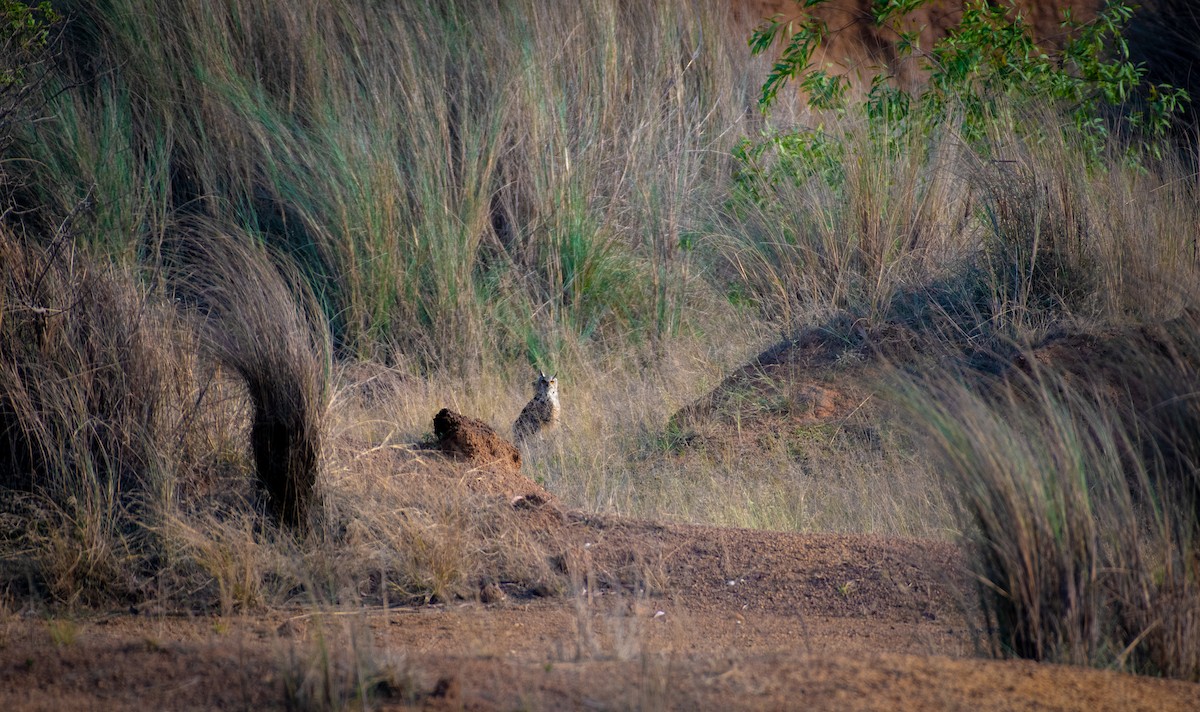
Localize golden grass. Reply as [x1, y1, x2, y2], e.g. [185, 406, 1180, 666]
[901, 316, 1200, 679]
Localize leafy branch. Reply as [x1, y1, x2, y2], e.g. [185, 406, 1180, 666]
[746, 0, 1188, 162]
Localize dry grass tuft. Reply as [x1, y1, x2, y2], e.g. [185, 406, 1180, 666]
[0, 225, 176, 604]
[279, 614, 417, 711]
[165, 222, 330, 530]
[903, 313, 1200, 680]
[0, 226, 163, 497]
[314, 431, 565, 606]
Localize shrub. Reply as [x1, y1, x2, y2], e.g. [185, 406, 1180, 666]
[749, 0, 1189, 161]
[0, 1, 58, 156]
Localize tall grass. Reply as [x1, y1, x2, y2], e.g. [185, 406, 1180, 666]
[717, 103, 1200, 343]
[0, 222, 200, 604]
[0, 223, 564, 609]
[716, 114, 972, 327]
[905, 322, 1200, 679]
[164, 221, 330, 528]
[1, 0, 766, 612]
[12, 0, 757, 370]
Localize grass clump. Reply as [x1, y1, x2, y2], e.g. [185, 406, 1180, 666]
[904, 315, 1200, 680]
[165, 222, 330, 530]
[0, 225, 173, 604]
[280, 615, 416, 711]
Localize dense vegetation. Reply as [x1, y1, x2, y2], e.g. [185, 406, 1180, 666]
[739, 0, 1198, 678]
[0, 0, 1197, 682]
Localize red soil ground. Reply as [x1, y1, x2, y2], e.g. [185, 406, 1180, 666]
[3, 513, 1197, 710]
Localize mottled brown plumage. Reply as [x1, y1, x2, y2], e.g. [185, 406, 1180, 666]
[513, 372, 560, 442]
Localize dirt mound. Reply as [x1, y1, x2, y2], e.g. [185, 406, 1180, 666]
[669, 315, 929, 453]
[326, 406, 562, 541]
[433, 408, 523, 472]
[674, 305, 1200, 447]
[1015, 310, 1200, 391]
[426, 408, 561, 523]
[1009, 311, 1200, 455]
[1010, 310, 1200, 506]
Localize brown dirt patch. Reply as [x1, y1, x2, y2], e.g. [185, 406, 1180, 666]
[426, 409, 561, 524]
[433, 408, 523, 474]
[667, 315, 928, 457]
[1014, 309, 1200, 397]
[4, 519, 1196, 710]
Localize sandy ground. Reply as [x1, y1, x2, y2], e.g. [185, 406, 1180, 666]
[3, 515, 1196, 710]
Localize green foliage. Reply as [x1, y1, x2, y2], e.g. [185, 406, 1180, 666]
[0, 1, 57, 156]
[741, 0, 1190, 199]
[923, 0, 1187, 155]
[0, 1, 56, 88]
[751, 12, 847, 111]
[731, 128, 844, 208]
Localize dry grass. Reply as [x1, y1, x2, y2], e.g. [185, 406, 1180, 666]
[165, 222, 330, 529]
[720, 104, 1200, 343]
[0, 223, 187, 605]
[0, 225, 568, 613]
[903, 315, 1200, 680]
[326, 326, 953, 538]
[279, 614, 417, 711]
[1, 0, 1199, 688]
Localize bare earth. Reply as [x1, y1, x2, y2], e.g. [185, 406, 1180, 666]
[3, 514, 1196, 710]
